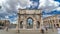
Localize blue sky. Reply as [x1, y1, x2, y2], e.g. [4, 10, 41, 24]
[0, 0, 60, 24]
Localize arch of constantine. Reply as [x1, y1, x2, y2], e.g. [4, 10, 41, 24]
[16, 9, 60, 33]
[17, 9, 43, 30]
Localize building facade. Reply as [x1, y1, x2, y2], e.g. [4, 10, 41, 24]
[17, 9, 42, 30]
[43, 14, 60, 30]
[0, 20, 10, 29]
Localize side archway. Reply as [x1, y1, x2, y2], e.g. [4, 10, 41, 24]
[20, 21, 23, 29]
[36, 21, 40, 29]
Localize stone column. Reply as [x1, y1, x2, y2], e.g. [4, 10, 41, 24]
[40, 17, 44, 31]
[23, 16, 26, 29]
[59, 19, 60, 27]
[33, 21, 36, 30]
[5, 22, 9, 31]
[16, 21, 20, 33]
[23, 21, 26, 29]
[51, 19, 54, 32]
[54, 17, 56, 31]
[57, 18, 58, 23]
[16, 22, 20, 33]
[58, 19, 60, 27]
[39, 14, 42, 30]
[16, 13, 20, 33]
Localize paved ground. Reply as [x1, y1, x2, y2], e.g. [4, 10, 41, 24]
[0, 29, 58, 34]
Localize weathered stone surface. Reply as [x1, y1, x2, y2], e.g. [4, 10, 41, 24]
[17, 9, 42, 30]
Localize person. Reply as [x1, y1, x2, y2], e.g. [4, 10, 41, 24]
[46, 27, 48, 31]
[41, 29, 44, 34]
[45, 27, 48, 34]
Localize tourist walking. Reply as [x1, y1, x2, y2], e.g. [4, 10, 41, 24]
[41, 29, 44, 34]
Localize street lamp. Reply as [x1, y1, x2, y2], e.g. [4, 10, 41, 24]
[16, 17, 20, 33]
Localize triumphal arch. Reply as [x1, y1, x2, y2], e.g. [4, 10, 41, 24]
[17, 9, 42, 30]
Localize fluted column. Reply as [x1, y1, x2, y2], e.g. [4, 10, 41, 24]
[58, 19, 59, 26]
[23, 21, 26, 29]
[23, 16, 26, 29]
[16, 13, 20, 33]
[57, 19, 59, 24]
[51, 19, 54, 32]
[33, 20, 36, 30]
[54, 19, 56, 31]
[40, 17, 44, 30]
[59, 19, 60, 27]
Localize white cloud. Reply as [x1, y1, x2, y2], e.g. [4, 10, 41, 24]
[18, 0, 31, 9]
[55, 7, 60, 11]
[0, 0, 6, 4]
[39, 0, 60, 8]
[9, 16, 18, 24]
[39, 0, 60, 13]
[39, 0, 46, 7]
[42, 14, 53, 18]
[0, 0, 60, 24]
[5, 16, 9, 19]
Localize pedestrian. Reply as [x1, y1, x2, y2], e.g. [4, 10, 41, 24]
[41, 29, 44, 34]
[46, 27, 48, 32]
[45, 27, 48, 34]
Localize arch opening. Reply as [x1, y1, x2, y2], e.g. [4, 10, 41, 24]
[37, 21, 40, 28]
[20, 21, 23, 28]
[27, 17, 33, 29]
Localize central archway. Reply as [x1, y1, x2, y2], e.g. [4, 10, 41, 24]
[17, 9, 42, 30]
[26, 17, 33, 29]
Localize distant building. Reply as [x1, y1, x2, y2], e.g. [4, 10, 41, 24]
[9, 23, 17, 29]
[0, 20, 10, 29]
[43, 14, 60, 29]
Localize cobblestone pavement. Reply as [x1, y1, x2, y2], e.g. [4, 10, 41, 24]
[0, 29, 58, 34]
